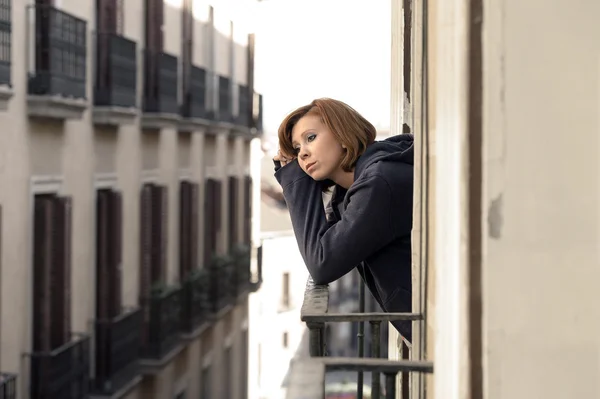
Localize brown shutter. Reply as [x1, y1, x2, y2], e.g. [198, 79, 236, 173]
[203, 179, 214, 266]
[159, 185, 168, 282]
[243, 176, 252, 245]
[179, 181, 191, 279]
[181, 0, 193, 100]
[213, 179, 222, 243]
[140, 184, 153, 299]
[51, 195, 72, 349]
[190, 182, 199, 270]
[97, 0, 118, 33]
[228, 176, 238, 249]
[149, 184, 163, 284]
[145, 0, 164, 51]
[33, 196, 54, 352]
[109, 190, 123, 317]
[96, 190, 110, 320]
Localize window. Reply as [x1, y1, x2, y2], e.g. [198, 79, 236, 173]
[179, 180, 199, 279]
[282, 272, 290, 308]
[243, 176, 252, 245]
[200, 365, 211, 399]
[204, 178, 221, 265]
[32, 193, 72, 351]
[96, 188, 123, 320]
[222, 347, 232, 398]
[139, 183, 168, 297]
[181, 0, 193, 105]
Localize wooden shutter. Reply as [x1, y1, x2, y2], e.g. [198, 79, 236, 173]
[51, 196, 72, 349]
[203, 179, 214, 266]
[243, 176, 252, 245]
[179, 181, 191, 279]
[149, 184, 165, 285]
[96, 190, 110, 320]
[33, 196, 53, 352]
[190, 182, 199, 270]
[181, 0, 193, 101]
[140, 184, 153, 299]
[109, 190, 123, 317]
[97, 0, 118, 33]
[228, 176, 238, 249]
[145, 0, 164, 51]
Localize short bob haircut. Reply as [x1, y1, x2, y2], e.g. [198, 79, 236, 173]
[278, 98, 377, 172]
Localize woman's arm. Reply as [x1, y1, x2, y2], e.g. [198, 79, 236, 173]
[275, 160, 399, 285]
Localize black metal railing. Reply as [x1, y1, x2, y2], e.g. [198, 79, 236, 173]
[237, 85, 251, 127]
[252, 92, 263, 132]
[216, 75, 232, 123]
[0, 0, 12, 87]
[140, 285, 182, 360]
[180, 269, 211, 334]
[208, 256, 234, 313]
[94, 32, 137, 108]
[0, 373, 16, 399]
[28, 4, 87, 99]
[231, 245, 251, 293]
[27, 334, 90, 399]
[92, 308, 143, 396]
[300, 278, 433, 398]
[181, 65, 208, 119]
[142, 50, 178, 114]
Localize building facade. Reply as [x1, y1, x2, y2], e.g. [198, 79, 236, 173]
[0, 0, 263, 398]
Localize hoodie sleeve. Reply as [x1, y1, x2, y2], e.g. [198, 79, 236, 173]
[275, 160, 398, 285]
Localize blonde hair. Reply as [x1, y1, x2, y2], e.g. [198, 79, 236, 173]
[277, 98, 376, 172]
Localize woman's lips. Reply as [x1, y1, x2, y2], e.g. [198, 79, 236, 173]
[306, 162, 316, 172]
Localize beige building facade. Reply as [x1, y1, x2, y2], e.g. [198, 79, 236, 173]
[0, 0, 263, 398]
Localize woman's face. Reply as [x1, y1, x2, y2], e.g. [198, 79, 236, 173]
[291, 114, 346, 181]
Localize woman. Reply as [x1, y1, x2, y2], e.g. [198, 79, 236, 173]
[273, 98, 414, 339]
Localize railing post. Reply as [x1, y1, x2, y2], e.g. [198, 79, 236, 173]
[370, 320, 382, 398]
[307, 322, 325, 357]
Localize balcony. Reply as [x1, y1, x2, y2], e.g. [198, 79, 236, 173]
[208, 256, 235, 316]
[252, 92, 263, 133]
[179, 65, 210, 131]
[139, 285, 183, 369]
[234, 84, 252, 134]
[92, 308, 143, 397]
[294, 278, 433, 399]
[27, 334, 90, 399]
[215, 75, 233, 124]
[180, 269, 211, 339]
[231, 245, 252, 295]
[93, 32, 138, 126]
[0, 0, 13, 109]
[27, 4, 88, 120]
[0, 373, 16, 399]
[141, 50, 180, 129]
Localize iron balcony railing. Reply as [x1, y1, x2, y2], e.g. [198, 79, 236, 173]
[27, 334, 91, 399]
[180, 269, 211, 334]
[300, 278, 433, 399]
[140, 285, 182, 360]
[216, 75, 233, 123]
[181, 65, 208, 119]
[208, 256, 235, 313]
[0, 0, 12, 87]
[94, 32, 137, 108]
[92, 308, 143, 396]
[0, 373, 16, 399]
[142, 50, 178, 114]
[27, 4, 87, 99]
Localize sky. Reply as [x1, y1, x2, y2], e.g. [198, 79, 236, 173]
[253, 0, 392, 139]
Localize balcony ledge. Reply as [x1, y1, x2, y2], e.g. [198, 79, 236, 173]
[180, 321, 212, 342]
[27, 94, 88, 120]
[89, 375, 143, 399]
[0, 85, 13, 110]
[140, 112, 181, 129]
[139, 342, 185, 375]
[93, 106, 138, 126]
[178, 117, 213, 132]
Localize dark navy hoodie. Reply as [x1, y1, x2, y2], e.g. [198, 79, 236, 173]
[274, 134, 414, 339]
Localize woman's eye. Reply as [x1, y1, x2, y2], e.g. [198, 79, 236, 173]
[307, 134, 316, 142]
[293, 148, 300, 154]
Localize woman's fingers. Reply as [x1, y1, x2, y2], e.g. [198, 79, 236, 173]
[274, 150, 292, 166]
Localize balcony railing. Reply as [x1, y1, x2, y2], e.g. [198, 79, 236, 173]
[92, 308, 143, 396]
[252, 92, 263, 132]
[142, 50, 179, 115]
[208, 257, 235, 313]
[0, 373, 16, 399]
[237, 85, 251, 127]
[180, 269, 211, 334]
[140, 285, 182, 360]
[299, 278, 433, 398]
[181, 65, 208, 119]
[0, 0, 12, 87]
[216, 75, 233, 123]
[27, 4, 87, 99]
[27, 334, 90, 399]
[94, 32, 137, 108]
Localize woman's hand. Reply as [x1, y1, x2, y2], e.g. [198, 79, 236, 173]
[274, 150, 295, 167]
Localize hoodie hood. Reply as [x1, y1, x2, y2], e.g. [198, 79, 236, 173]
[354, 133, 414, 178]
